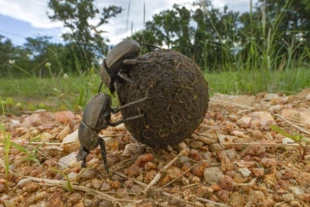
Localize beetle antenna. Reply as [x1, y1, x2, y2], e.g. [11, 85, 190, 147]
[97, 82, 104, 93]
[139, 43, 161, 49]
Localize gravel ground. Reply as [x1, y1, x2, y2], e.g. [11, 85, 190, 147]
[1, 89, 310, 207]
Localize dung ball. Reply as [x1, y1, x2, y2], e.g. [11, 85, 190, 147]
[116, 49, 209, 148]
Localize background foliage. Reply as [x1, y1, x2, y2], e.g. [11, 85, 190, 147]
[1, 0, 310, 76]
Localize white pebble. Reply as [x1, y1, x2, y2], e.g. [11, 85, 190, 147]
[238, 168, 251, 177]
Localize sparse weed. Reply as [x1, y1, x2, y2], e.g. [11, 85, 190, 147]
[270, 125, 310, 160]
[50, 167, 73, 192]
[0, 123, 11, 189]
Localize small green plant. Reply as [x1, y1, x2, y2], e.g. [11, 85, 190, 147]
[0, 99, 41, 189]
[0, 124, 11, 189]
[5, 97, 14, 107]
[270, 125, 310, 160]
[50, 167, 73, 192]
[23, 137, 42, 165]
[0, 125, 41, 188]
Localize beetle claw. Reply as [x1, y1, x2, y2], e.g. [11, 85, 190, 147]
[76, 146, 89, 168]
[97, 138, 109, 172]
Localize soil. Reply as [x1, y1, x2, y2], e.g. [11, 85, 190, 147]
[1, 89, 310, 207]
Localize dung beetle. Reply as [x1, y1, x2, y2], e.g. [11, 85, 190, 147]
[100, 39, 149, 94]
[76, 92, 148, 171]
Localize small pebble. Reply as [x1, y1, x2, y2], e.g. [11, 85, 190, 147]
[204, 167, 223, 184]
[23, 182, 39, 193]
[3, 199, 16, 207]
[144, 170, 157, 184]
[130, 185, 143, 194]
[289, 186, 304, 196]
[111, 180, 121, 190]
[144, 162, 157, 171]
[100, 182, 110, 191]
[230, 192, 245, 207]
[135, 153, 153, 168]
[0, 184, 5, 193]
[190, 141, 203, 149]
[125, 179, 134, 188]
[238, 168, 251, 177]
[290, 200, 302, 207]
[217, 190, 230, 202]
[68, 172, 78, 181]
[251, 168, 265, 177]
[220, 175, 234, 191]
[209, 143, 222, 152]
[190, 176, 200, 183]
[111, 174, 125, 181]
[296, 172, 310, 188]
[84, 198, 93, 207]
[81, 169, 97, 179]
[127, 164, 142, 177]
[191, 162, 207, 177]
[92, 179, 102, 189]
[248, 190, 265, 205]
[189, 149, 203, 161]
[282, 193, 294, 202]
[68, 193, 82, 204]
[261, 158, 278, 168]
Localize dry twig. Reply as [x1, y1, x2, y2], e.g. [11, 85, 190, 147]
[210, 98, 255, 109]
[142, 149, 186, 194]
[17, 176, 143, 206]
[196, 197, 229, 207]
[273, 113, 310, 135]
[222, 142, 300, 147]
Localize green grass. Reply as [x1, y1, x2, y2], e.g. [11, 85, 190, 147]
[0, 72, 108, 113]
[0, 67, 309, 113]
[205, 68, 310, 95]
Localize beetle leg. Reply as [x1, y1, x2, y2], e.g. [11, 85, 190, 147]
[97, 138, 109, 172]
[123, 59, 151, 65]
[76, 146, 90, 168]
[113, 96, 149, 113]
[117, 72, 137, 86]
[109, 114, 145, 126]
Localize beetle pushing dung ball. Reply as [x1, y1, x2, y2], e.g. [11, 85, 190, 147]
[76, 92, 149, 171]
[77, 40, 209, 171]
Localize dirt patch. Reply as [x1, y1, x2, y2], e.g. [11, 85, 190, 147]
[1, 88, 310, 206]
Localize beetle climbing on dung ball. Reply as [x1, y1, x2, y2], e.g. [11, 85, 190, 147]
[100, 39, 150, 94]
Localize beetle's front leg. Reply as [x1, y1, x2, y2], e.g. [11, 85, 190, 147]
[123, 59, 151, 65]
[117, 72, 137, 86]
[113, 96, 149, 113]
[97, 138, 109, 172]
[109, 114, 145, 127]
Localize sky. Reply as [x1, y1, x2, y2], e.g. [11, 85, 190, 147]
[0, 0, 258, 46]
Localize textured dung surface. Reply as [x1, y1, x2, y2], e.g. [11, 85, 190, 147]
[116, 49, 209, 148]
